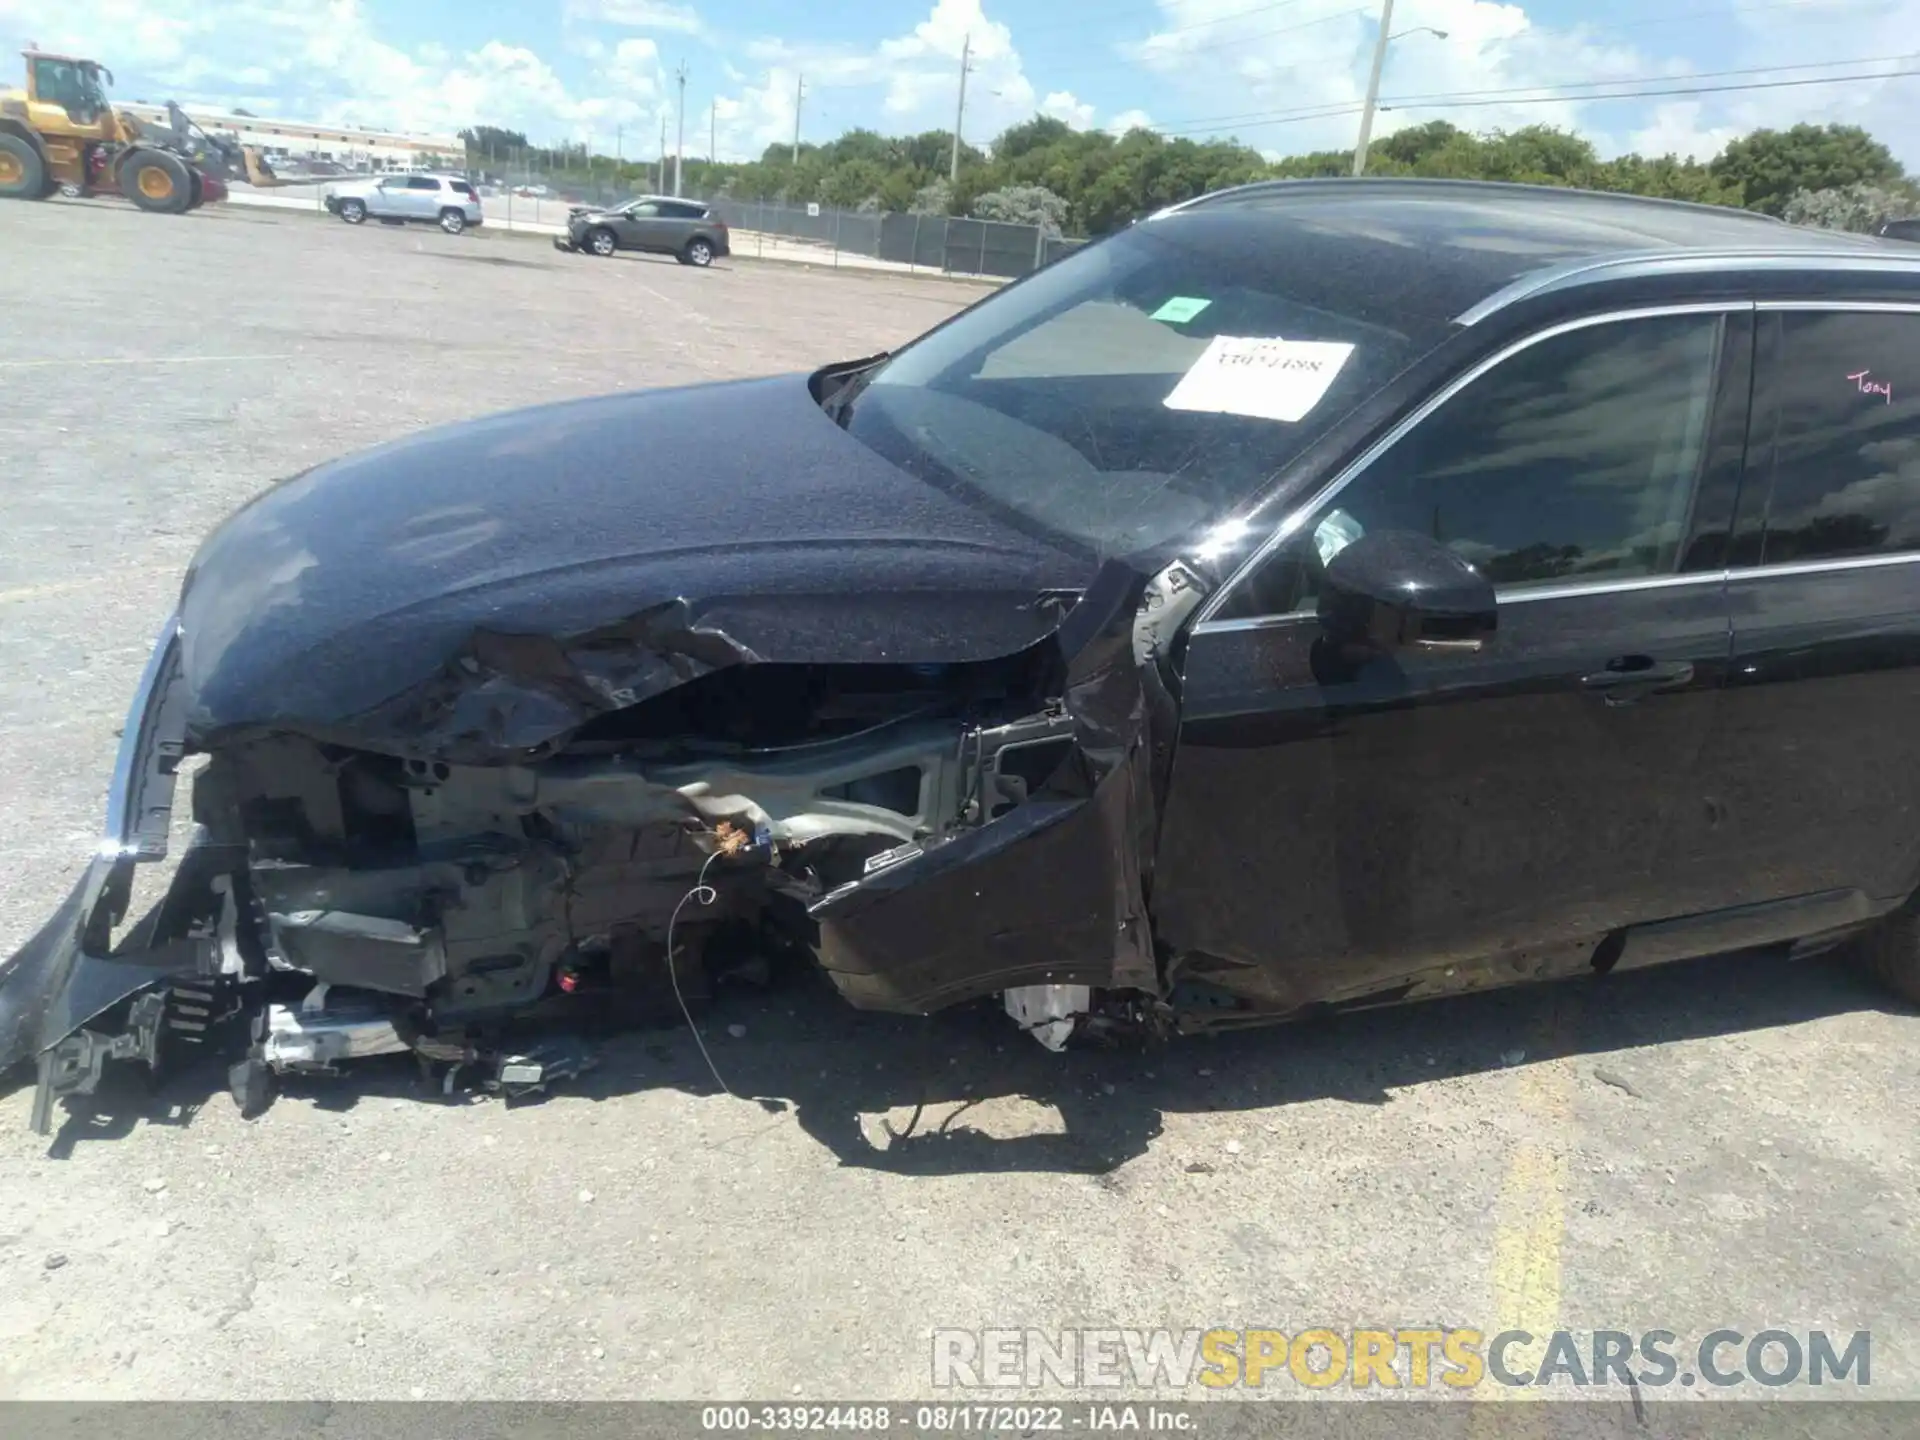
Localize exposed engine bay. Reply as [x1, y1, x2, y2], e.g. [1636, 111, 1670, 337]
[9, 560, 1208, 1133]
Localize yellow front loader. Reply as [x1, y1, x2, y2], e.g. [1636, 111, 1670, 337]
[0, 49, 279, 213]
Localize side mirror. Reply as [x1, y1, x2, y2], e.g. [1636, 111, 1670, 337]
[1317, 529, 1496, 655]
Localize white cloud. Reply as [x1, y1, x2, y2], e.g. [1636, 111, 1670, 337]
[1041, 91, 1095, 130]
[566, 0, 703, 36]
[735, 0, 1039, 148]
[718, 65, 806, 161]
[1106, 108, 1155, 135]
[1121, 0, 1920, 168]
[0, 0, 673, 145]
[1625, 103, 1743, 163]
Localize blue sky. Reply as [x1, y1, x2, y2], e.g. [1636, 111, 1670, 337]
[4, 0, 1916, 164]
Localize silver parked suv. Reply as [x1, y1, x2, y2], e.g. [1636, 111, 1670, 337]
[326, 173, 484, 234]
[556, 195, 730, 266]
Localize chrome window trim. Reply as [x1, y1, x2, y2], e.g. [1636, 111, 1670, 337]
[1456, 250, 1918, 326]
[1190, 552, 1920, 638]
[1755, 300, 1920, 313]
[1501, 571, 1724, 605]
[1732, 550, 1920, 582]
[1191, 302, 1751, 631]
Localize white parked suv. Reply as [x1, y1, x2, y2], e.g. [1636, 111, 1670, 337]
[325, 173, 484, 234]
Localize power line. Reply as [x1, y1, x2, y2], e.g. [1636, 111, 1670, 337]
[1023, 0, 1855, 99]
[1383, 65, 1920, 113]
[1150, 49, 1918, 134]
[1151, 61, 1920, 136]
[1133, 0, 1887, 134]
[1382, 51, 1920, 107]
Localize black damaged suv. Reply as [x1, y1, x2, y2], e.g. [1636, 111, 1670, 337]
[9, 178, 1920, 1132]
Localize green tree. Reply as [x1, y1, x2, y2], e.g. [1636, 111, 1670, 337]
[1710, 123, 1902, 216]
[1783, 182, 1920, 232]
[1371, 119, 1465, 168]
[994, 115, 1076, 161]
[911, 176, 954, 214]
[971, 183, 1071, 236]
[459, 125, 530, 155]
[820, 157, 888, 209]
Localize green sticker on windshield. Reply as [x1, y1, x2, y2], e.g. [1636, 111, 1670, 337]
[1150, 296, 1212, 324]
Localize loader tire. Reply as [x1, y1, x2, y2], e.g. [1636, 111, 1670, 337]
[122, 149, 193, 214]
[0, 132, 46, 200]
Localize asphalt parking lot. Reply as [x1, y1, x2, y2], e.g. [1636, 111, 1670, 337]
[2, 197, 1918, 1411]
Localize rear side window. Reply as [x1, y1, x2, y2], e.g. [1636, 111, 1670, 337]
[406, 177, 439, 191]
[662, 201, 705, 218]
[1757, 310, 1920, 563]
[450, 180, 476, 198]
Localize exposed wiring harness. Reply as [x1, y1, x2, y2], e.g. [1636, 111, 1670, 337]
[666, 846, 733, 1098]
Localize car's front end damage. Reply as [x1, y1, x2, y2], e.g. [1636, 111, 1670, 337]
[0, 375, 1213, 1135]
[554, 206, 605, 252]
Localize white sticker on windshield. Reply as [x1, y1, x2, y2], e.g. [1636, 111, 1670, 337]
[1162, 336, 1355, 424]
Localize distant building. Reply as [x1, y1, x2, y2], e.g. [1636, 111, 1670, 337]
[118, 102, 463, 174]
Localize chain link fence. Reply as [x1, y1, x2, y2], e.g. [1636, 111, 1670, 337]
[696, 198, 1086, 279]
[463, 161, 1090, 278]
[237, 150, 1090, 280]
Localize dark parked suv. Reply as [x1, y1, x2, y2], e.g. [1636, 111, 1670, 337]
[12, 179, 1920, 1131]
[556, 195, 730, 266]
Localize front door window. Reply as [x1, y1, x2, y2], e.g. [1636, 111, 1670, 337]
[1219, 311, 1726, 619]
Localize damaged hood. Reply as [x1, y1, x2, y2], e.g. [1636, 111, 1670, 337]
[177, 375, 1093, 761]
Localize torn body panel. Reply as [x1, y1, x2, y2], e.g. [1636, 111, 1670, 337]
[3, 553, 1207, 1132]
[809, 561, 1174, 1014]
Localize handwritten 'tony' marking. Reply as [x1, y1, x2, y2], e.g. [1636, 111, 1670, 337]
[1848, 369, 1893, 403]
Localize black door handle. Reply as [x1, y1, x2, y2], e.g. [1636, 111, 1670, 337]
[1581, 656, 1695, 703]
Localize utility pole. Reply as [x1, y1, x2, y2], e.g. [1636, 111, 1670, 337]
[674, 61, 687, 196]
[791, 75, 805, 164]
[615, 124, 623, 163]
[949, 34, 971, 182]
[658, 113, 667, 191]
[1352, 0, 1394, 177]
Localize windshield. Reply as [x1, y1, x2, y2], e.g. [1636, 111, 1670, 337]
[78, 65, 110, 111]
[32, 58, 110, 116]
[840, 211, 1436, 557]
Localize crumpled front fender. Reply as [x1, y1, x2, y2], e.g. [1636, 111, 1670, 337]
[0, 863, 153, 1074]
[808, 559, 1202, 1014]
[0, 614, 193, 1127]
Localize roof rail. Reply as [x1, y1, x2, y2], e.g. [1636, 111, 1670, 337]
[1456, 244, 1920, 324]
[1166, 175, 1798, 226]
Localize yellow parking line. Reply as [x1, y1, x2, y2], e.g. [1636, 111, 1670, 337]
[0, 353, 294, 369]
[1471, 996, 1581, 1423]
